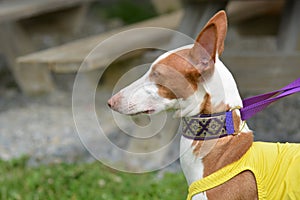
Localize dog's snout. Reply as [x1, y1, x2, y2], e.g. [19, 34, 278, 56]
[107, 97, 117, 109]
[107, 92, 123, 111]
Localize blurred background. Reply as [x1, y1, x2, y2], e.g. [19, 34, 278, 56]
[0, 0, 300, 199]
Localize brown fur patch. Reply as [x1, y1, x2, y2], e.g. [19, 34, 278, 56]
[191, 126, 257, 198]
[149, 49, 201, 99]
[199, 93, 230, 114]
[206, 170, 258, 200]
[199, 93, 212, 114]
[232, 110, 241, 133]
[202, 133, 253, 176]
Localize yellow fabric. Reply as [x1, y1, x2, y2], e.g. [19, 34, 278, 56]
[187, 142, 300, 200]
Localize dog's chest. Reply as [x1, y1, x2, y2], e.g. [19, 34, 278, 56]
[180, 137, 204, 185]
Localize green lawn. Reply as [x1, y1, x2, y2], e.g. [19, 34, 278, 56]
[0, 157, 187, 200]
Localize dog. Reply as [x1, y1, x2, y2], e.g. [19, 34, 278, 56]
[108, 11, 300, 200]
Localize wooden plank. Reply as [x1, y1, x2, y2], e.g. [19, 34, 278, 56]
[0, 0, 92, 94]
[222, 52, 300, 92]
[0, 22, 54, 95]
[17, 11, 183, 73]
[181, 0, 283, 24]
[0, 0, 94, 23]
[15, 63, 54, 94]
[227, 0, 284, 23]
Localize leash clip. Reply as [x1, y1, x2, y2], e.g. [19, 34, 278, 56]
[230, 106, 246, 135]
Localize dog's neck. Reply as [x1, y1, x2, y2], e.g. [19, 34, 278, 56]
[176, 55, 243, 117]
[180, 57, 253, 191]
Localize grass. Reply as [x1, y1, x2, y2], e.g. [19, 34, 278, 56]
[0, 157, 187, 200]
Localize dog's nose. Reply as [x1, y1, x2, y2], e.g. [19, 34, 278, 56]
[107, 92, 123, 111]
[107, 98, 113, 108]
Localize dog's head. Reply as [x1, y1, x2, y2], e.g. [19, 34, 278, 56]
[108, 11, 228, 117]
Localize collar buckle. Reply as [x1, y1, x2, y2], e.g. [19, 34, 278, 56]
[229, 106, 246, 135]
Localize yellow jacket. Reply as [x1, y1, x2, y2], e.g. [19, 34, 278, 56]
[187, 142, 300, 200]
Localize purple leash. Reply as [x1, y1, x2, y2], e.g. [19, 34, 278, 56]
[241, 78, 300, 121]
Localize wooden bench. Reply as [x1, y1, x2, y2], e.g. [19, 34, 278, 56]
[17, 0, 300, 94]
[0, 0, 94, 93]
[0, 0, 92, 23]
[17, 11, 184, 94]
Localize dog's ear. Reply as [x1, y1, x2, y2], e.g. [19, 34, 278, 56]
[207, 10, 227, 56]
[190, 11, 227, 66]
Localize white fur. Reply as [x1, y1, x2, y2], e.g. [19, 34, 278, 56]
[152, 44, 194, 66]
[180, 137, 208, 200]
[116, 69, 178, 115]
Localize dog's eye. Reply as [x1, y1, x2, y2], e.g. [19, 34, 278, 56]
[152, 71, 160, 77]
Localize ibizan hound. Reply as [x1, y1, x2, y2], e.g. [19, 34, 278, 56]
[108, 11, 300, 200]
